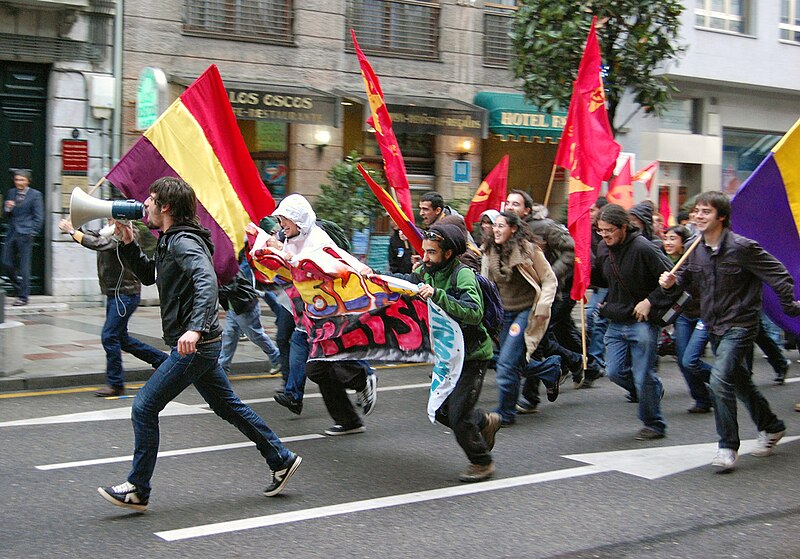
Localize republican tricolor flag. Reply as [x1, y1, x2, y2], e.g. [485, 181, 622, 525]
[554, 18, 621, 301]
[106, 65, 275, 284]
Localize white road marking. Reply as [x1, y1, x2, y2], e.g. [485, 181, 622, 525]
[155, 436, 800, 541]
[2, 382, 432, 426]
[155, 465, 606, 541]
[35, 434, 324, 471]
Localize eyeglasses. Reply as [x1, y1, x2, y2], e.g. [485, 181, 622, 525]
[422, 230, 444, 241]
[597, 226, 619, 235]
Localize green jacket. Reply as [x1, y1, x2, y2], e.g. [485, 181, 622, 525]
[397, 258, 494, 362]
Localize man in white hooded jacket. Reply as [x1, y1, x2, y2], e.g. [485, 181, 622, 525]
[267, 195, 378, 432]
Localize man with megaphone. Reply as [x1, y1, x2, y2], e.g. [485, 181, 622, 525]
[96, 177, 301, 512]
[58, 216, 167, 397]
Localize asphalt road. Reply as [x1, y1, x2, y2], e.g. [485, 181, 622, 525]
[1, 357, 799, 558]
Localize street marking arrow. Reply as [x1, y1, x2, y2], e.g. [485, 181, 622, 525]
[154, 436, 799, 542]
[0, 401, 211, 427]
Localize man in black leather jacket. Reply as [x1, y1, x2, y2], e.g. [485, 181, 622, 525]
[97, 177, 301, 512]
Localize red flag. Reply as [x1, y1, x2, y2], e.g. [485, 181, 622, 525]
[351, 30, 414, 222]
[554, 18, 621, 301]
[464, 155, 509, 232]
[607, 157, 633, 210]
[357, 163, 424, 256]
[633, 161, 659, 194]
[658, 188, 672, 227]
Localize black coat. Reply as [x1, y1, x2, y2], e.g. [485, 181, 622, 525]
[120, 224, 221, 346]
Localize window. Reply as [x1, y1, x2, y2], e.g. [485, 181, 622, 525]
[695, 0, 747, 34]
[184, 0, 293, 44]
[484, 1, 517, 68]
[346, 0, 440, 60]
[781, 0, 800, 43]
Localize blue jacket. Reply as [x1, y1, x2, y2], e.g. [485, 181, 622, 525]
[4, 187, 43, 236]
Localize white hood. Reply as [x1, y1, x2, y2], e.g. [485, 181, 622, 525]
[272, 194, 317, 236]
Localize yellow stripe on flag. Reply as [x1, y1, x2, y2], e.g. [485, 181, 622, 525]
[145, 100, 250, 254]
[773, 118, 800, 238]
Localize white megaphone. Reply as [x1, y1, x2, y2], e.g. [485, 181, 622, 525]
[69, 187, 145, 228]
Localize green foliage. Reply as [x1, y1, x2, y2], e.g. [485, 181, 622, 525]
[314, 151, 386, 241]
[510, 0, 685, 134]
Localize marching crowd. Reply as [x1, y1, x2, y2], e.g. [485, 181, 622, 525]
[58, 177, 798, 512]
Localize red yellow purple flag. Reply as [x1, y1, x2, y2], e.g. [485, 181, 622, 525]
[554, 17, 621, 301]
[464, 155, 509, 232]
[633, 161, 660, 195]
[607, 157, 633, 209]
[106, 65, 275, 283]
[351, 30, 414, 222]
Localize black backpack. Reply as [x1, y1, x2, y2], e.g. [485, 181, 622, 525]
[449, 263, 503, 343]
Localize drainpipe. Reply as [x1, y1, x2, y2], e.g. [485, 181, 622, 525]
[111, 0, 123, 164]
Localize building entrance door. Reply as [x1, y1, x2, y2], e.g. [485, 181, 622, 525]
[0, 62, 48, 296]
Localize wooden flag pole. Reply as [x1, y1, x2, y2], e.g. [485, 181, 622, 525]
[542, 164, 558, 207]
[669, 234, 702, 274]
[580, 298, 587, 371]
[87, 176, 106, 196]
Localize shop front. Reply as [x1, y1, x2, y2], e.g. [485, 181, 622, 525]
[474, 91, 567, 213]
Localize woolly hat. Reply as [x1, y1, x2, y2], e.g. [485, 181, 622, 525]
[428, 223, 467, 256]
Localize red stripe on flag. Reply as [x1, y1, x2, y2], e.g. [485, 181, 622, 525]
[179, 65, 275, 221]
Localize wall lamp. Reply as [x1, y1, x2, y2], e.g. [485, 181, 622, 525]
[302, 129, 331, 153]
[458, 139, 472, 159]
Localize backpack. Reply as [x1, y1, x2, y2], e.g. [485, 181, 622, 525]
[449, 263, 503, 343]
[316, 219, 351, 252]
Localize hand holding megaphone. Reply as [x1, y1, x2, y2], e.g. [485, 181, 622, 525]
[114, 220, 135, 244]
[69, 187, 145, 229]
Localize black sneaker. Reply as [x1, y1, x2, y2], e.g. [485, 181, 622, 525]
[580, 367, 605, 388]
[274, 392, 303, 415]
[634, 427, 665, 441]
[97, 481, 148, 512]
[324, 424, 366, 436]
[545, 380, 560, 402]
[264, 454, 303, 497]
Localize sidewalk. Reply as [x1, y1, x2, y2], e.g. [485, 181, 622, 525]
[0, 296, 279, 393]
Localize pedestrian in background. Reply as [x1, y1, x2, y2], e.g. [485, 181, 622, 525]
[58, 217, 167, 397]
[2, 169, 43, 306]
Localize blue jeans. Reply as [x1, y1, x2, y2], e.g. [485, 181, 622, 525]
[586, 288, 608, 369]
[284, 328, 310, 401]
[128, 340, 293, 498]
[708, 327, 785, 451]
[102, 294, 167, 388]
[495, 308, 531, 423]
[218, 303, 280, 373]
[2, 231, 33, 300]
[605, 321, 666, 434]
[674, 315, 712, 409]
[262, 290, 295, 378]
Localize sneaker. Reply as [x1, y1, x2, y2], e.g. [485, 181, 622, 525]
[264, 454, 302, 497]
[274, 392, 303, 415]
[515, 399, 539, 414]
[12, 298, 27, 306]
[97, 481, 148, 512]
[357, 372, 378, 416]
[481, 412, 501, 451]
[634, 427, 665, 441]
[545, 380, 560, 402]
[751, 429, 785, 457]
[95, 385, 125, 397]
[458, 462, 495, 483]
[687, 405, 712, 414]
[711, 448, 738, 471]
[269, 361, 282, 376]
[580, 367, 605, 389]
[324, 424, 366, 436]
[570, 361, 585, 388]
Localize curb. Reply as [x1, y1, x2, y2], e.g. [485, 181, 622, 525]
[0, 359, 274, 393]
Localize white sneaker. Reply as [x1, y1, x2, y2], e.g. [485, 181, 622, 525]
[751, 429, 785, 457]
[711, 448, 738, 471]
[357, 372, 378, 416]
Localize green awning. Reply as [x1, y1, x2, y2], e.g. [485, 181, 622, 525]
[473, 92, 566, 143]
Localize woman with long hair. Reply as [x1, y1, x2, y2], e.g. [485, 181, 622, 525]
[481, 211, 560, 425]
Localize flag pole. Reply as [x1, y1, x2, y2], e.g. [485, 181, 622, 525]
[88, 176, 106, 196]
[669, 234, 702, 274]
[580, 298, 587, 372]
[543, 163, 557, 207]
